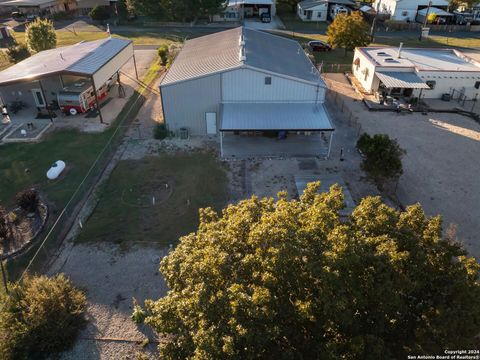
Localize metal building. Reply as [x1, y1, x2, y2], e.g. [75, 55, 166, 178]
[160, 27, 334, 158]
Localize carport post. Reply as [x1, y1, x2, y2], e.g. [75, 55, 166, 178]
[327, 131, 334, 159]
[91, 76, 104, 124]
[220, 131, 224, 157]
[38, 79, 53, 123]
[132, 53, 139, 80]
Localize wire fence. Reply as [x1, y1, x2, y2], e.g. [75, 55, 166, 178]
[325, 89, 364, 139]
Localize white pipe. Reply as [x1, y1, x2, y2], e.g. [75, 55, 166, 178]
[327, 131, 334, 159]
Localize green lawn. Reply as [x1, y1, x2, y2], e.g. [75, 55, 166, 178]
[11, 29, 179, 47]
[278, 11, 329, 32]
[75, 154, 228, 248]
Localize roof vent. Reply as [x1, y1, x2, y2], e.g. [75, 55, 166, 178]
[239, 45, 246, 62]
[384, 58, 399, 63]
[377, 51, 389, 56]
[239, 33, 245, 46]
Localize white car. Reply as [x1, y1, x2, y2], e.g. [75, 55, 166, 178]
[47, 160, 66, 180]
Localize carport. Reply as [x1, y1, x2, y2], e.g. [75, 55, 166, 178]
[219, 102, 334, 158]
[0, 37, 136, 124]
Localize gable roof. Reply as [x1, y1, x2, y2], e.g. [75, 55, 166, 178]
[0, 38, 132, 87]
[161, 27, 324, 86]
[298, 0, 354, 8]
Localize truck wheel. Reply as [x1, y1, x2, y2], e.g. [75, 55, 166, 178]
[69, 108, 77, 116]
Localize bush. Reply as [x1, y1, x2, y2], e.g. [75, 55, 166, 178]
[157, 45, 168, 66]
[15, 189, 40, 213]
[0, 274, 87, 359]
[89, 5, 110, 21]
[356, 133, 405, 187]
[153, 123, 169, 139]
[6, 41, 30, 63]
[25, 18, 56, 52]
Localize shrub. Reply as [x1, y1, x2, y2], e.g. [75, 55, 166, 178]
[157, 45, 169, 66]
[0, 206, 11, 243]
[25, 18, 56, 52]
[15, 189, 39, 213]
[153, 123, 169, 140]
[356, 133, 405, 188]
[89, 5, 110, 21]
[0, 274, 87, 359]
[6, 41, 30, 63]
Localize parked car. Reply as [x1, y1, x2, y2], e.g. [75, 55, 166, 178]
[260, 12, 271, 23]
[308, 40, 332, 52]
[26, 14, 38, 22]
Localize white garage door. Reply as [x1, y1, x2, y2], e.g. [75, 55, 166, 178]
[206, 112, 217, 134]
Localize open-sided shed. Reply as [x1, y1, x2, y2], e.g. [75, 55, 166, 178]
[0, 37, 135, 123]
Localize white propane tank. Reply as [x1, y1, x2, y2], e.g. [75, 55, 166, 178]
[46, 160, 66, 180]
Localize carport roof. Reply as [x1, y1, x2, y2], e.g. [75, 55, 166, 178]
[220, 102, 334, 131]
[0, 37, 132, 87]
[376, 71, 430, 89]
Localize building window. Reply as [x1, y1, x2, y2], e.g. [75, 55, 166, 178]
[317, 12, 322, 18]
[426, 80, 436, 89]
[304, 10, 307, 15]
[401, 10, 408, 16]
[265, 76, 272, 85]
[475, 81, 480, 89]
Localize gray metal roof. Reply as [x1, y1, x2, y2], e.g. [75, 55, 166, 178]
[162, 27, 323, 86]
[376, 71, 430, 89]
[220, 102, 334, 131]
[298, 0, 354, 9]
[0, 38, 132, 86]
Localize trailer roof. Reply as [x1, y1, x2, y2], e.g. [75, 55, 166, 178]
[0, 37, 132, 87]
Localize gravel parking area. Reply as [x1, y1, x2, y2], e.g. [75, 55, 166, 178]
[51, 243, 168, 360]
[324, 73, 480, 260]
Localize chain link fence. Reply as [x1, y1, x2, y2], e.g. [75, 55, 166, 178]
[325, 89, 363, 139]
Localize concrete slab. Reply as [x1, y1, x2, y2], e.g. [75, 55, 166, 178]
[221, 133, 330, 158]
[294, 174, 356, 216]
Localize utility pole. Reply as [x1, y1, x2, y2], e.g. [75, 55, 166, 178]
[370, 0, 382, 42]
[419, 0, 432, 41]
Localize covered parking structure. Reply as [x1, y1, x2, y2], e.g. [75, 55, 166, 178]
[0, 37, 136, 124]
[220, 102, 335, 158]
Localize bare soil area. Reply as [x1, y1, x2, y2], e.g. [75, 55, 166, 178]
[324, 72, 480, 260]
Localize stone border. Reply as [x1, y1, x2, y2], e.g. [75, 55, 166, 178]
[3, 121, 52, 143]
[2, 202, 49, 260]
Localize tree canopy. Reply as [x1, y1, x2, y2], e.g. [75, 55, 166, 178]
[356, 133, 405, 187]
[25, 18, 56, 53]
[0, 274, 87, 359]
[327, 11, 370, 54]
[141, 183, 480, 359]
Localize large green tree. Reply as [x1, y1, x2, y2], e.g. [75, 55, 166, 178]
[327, 11, 370, 55]
[0, 274, 87, 359]
[25, 18, 57, 53]
[141, 183, 480, 359]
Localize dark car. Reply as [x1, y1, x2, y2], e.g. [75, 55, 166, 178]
[260, 12, 271, 23]
[308, 40, 332, 52]
[11, 11, 25, 19]
[26, 14, 38, 22]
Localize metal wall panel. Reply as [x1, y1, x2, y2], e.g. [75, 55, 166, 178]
[222, 68, 324, 102]
[161, 74, 221, 135]
[93, 42, 134, 87]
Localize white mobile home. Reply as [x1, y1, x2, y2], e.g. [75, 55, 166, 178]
[160, 27, 334, 158]
[352, 46, 480, 100]
[296, 0, 354, 21]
